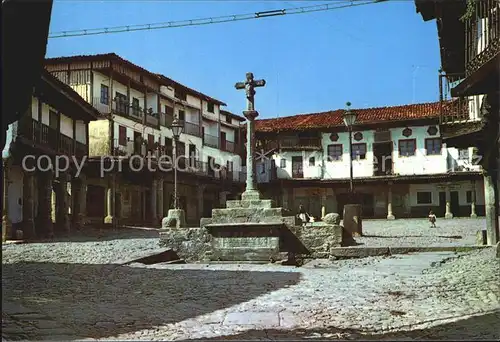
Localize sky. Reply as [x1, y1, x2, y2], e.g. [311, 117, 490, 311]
[47, 0, 441, 119]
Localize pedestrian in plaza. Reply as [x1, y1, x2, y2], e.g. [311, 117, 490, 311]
[428, 210, 437, 228]
[298, 204, 310, 227]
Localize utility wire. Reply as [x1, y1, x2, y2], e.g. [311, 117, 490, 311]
[49, 0, 387, 39]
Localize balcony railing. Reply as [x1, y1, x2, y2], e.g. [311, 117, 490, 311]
[439, 73, 471, 124]
[464, 0, 500, 77]
[184, 121, 201, 137]
[281, 137, 322, 149]
[203, 133, 219, 148]
[92, 97, 111, 114]
[59, 134, 74, 156]
[18, 117, 88, 158]
[160, 112, 174, 127]
[145, 113, 159, 126]
[221, 140, 235, 153]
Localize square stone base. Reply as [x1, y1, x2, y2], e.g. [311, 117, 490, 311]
[161, 209, 186, 229]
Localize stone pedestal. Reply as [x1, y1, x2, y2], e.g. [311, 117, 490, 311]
[445, 189, 453, 219]
[104, 175, 116, 226]
[161, 209, 186, 229]
[470, 202, 478, 218]
[343, 204, 362, 236]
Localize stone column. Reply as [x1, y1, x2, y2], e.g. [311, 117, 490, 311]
[56, 173, 70, 233]
[321, 191, 327, 219]
[151, 179, 157, 224]
[22, 170, 36, 239]
[387, 183, 395, 220]
[241, 110, 261, 201]
[77, 174, 87, 229]
[41, 171, 54, 238]
[445, 185, 453, 219]
[2, 159, 12, 241]
[157, 179, 164, 221]
[484, 170, 499, 245]
[104, 174, 116, 226]
[470, 181, 477, 218]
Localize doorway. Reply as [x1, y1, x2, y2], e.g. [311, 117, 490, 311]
[373, 142, 393, 175]
[292, 156, 303, 178]
[220, 131, 226, 151]
[438, 191, 446, 217]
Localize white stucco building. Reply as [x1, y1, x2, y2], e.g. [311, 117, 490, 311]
[44, 53, 245, 226]
[255, 101, 483, 219]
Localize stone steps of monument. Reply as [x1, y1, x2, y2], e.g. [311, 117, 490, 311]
[226, 199, 275, 209]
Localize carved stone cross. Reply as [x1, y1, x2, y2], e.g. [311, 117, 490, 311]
[235, 72, 266, 112]
[234, 72, 266, 199]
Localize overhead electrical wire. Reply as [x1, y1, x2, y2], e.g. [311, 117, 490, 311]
[48, 0, 388, 39]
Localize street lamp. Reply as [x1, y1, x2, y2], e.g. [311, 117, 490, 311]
[171, 117, 184, 209]
[343, 101, 357, 203]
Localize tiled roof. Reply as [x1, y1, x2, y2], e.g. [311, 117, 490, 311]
[45, 53, 226, 106]
[255, 101, 449, 132]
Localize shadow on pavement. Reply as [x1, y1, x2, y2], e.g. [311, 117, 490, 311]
[185, 310, 500, 340]
[2, 262, 301, 339]
[32, 226, 159, 243]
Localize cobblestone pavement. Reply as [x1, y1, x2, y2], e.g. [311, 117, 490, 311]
[354, 217, 489, 247]
[3, 224, 500, 341]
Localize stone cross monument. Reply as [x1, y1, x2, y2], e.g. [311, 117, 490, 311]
[235, 72, 266, 201]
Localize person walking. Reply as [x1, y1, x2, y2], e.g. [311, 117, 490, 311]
[428, 210, 437, 228]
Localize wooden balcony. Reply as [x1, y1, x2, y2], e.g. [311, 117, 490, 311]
[464, 0, 500, 77]
[145, 113, 159, 126]
[160, 112, 173, 127]
[184, 121, 201, 137]
[92, 97, 111, 114]
[18, 117, 89, 158]
[203, 133, 219, 148]
[280, 136, 322, 150]
[439, 73, 471, 124]
[221, 140, 236, 153]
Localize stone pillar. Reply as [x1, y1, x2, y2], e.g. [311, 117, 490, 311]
[445, 186, 453, 219]
[241, 110, 261, 201]
[387, 183, 395, 220]
[2, 159, 12, 241]
[22, 170, 36, 239]
[157, 179, 164, 222]
[40, 171, 54, 238]
[151, 179, 157, 224]
[484, 170, 499, 245]
[56, 173, 70, 233]
[77, 174, 87, 229]
[104, 174, 116, 226]
[321, 191, 327, 219]
[470, 181, 477, 218]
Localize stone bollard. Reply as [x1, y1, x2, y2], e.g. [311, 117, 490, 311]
[496, 242, 500, 258]
[476, 230, 487, 245]
[343, 204, 362, 237]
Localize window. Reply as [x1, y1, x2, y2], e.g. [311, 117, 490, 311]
[458, 148, 469, 160]
[207, 102, 214, 113]
[49, 110, 58, 130]
[466, 190, 473, 204]
[309, 157, 315, 166]
[416, 192, 432, 204]
[399, 139, 416, 157]
[115, 92, 127, 114]
[100, 85, 109, 105]
[351, 143, 367, 160]
[178, 110, 185, 121]
[132, 98, 140, 116]
[118, 125, 127, 146]
[174, 88, 187, 101]
[148, 134, 155, 149]
[425, 138, 442, 155]
[165, 105, 173, 116]
[280, 159, 286, 168]
[327, 144, 343, 161]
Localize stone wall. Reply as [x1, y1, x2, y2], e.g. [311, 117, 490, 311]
[159, 223, 345, 262]
[158, 228, 212, 262]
